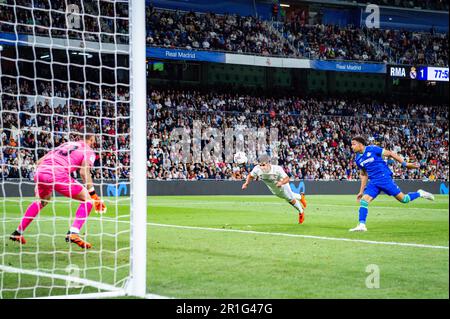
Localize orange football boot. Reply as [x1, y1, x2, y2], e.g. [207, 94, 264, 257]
[298, 212, 305, 224]
[300, 192, 307, 209]
[65, 232, 92, 249]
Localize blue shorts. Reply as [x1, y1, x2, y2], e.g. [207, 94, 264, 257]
[364, 178, 402, 199]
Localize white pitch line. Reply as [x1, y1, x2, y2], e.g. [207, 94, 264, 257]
[2, 215, 447, 250]
[307, 203, 449, 211]
[1, 217, 448, 250]
[144, 201, 450, 211]
[148, 223, 449, 250]
[2, 196, 449, 211]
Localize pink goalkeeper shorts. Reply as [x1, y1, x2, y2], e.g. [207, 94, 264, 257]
[34, 172, 84, 199]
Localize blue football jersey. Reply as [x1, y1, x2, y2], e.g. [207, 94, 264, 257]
[355, 145, 393, 180]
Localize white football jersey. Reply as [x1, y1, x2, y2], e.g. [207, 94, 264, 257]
[250, 164, 289, 196]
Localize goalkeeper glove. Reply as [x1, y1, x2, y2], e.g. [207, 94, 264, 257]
[89, 189, 107, 214]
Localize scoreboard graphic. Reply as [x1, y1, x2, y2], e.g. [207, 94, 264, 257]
[418, 66, 449, 81]
[389, 65, 449, 82]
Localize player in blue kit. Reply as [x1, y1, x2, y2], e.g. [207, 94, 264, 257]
[349, 136, 435, 232]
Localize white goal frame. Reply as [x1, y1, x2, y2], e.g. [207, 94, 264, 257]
[127, 0, 148, 299]
[0, 0, 148, 299]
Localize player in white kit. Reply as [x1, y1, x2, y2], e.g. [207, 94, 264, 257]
[241, 154, 307, 224]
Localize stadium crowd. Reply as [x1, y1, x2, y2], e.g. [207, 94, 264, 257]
[146, 6, 449, 66]
[146, 90, 448, 181]
[279, 22, 449, 66]
[0, 2, 448, 66]
[1, 78, 131, 181]
[146, 6, 295, 57]
[0, 0, 129, 44]
[2, 84, 448, 182]
[339, 0, 449, 11]
[368, 28, 448, 66]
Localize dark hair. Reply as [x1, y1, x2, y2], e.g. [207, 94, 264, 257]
[352, 136, 366, 145]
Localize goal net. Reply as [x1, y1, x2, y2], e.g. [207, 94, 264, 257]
[0, 0, 147, 298]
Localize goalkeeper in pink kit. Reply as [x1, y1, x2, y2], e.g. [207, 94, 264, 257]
[10, 130, 106, 249]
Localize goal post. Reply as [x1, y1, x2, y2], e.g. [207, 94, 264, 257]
[0, 0, 147, 299]
[128, 0, 147, 298]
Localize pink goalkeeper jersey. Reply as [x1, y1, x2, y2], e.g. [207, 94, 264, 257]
[37, 141, 95, 176]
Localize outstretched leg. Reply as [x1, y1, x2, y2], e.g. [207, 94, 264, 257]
[293, 192, 307, 209]
[281, 184, 306, 224]
[395, 190, 434, 203]
[288, 199, 305, 224]
[10, 181, 52, 245]
[18, 198, 50, 231]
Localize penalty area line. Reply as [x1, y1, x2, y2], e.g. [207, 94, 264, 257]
[148, 223, 449, 250]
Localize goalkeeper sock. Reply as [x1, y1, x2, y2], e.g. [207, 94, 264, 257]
[70, 201, 93, 233]
[17, 201, 43, 233]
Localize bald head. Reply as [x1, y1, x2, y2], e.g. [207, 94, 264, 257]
[83, 126, 97, 147]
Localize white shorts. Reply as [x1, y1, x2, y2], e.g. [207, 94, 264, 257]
[273, 184, 300, 201]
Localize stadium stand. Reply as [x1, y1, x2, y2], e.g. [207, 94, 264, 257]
[0, 2, 448, 182]
[1, 3, 448, 65]
[146, 89, 448, 181]
[2, 85, 448, 182]
[146, 6, 296, 57]
[145, 7, 448, 66]
[337, 0, 449, 11]
[0, 0, 129, 44]
[277, 22, 449, 66]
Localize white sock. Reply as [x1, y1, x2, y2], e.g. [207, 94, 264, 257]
[290, 200, 304, 213]
[69, 227, 80, 234]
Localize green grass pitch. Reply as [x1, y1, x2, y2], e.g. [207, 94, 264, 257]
[0, 195, 448, 298]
